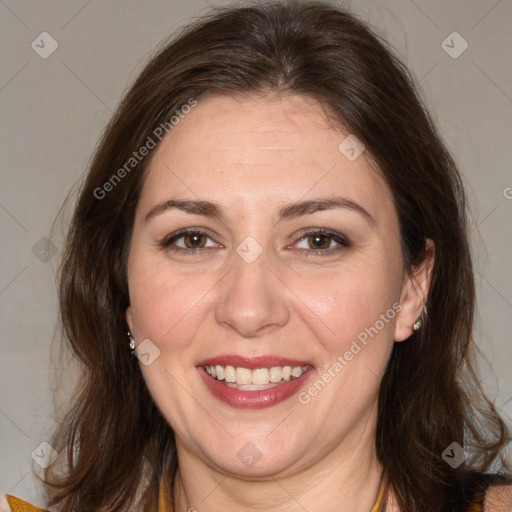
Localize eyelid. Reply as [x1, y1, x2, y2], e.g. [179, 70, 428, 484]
[160, 227, 222, 249]
[289, 228, 351, 254]
[292, 227, 350, 243]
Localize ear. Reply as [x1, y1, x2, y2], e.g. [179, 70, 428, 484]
[126, 306, 133, 333]
[394, 239, 435, 342]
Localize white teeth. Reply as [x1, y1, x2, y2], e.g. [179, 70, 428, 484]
[252, 368, 269, 385]
[224, 365, 236, 383]
[235, 367, 252, 385]
[204, 364, 308, 386]
[291, 366, 303, 378]
[269, 367, 282, 382]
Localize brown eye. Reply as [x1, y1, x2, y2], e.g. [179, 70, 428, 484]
[307, 234, 332, 250]
[183, 232, 207, 248]
[294, 229, 351, 256]
[161, 229, 218, 253]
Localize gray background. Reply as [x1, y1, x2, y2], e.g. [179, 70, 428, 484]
[1, 0, 511, 507]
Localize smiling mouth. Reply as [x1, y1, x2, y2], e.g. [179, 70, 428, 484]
[203, 364, 310, 389]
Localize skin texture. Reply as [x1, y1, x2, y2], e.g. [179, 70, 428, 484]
[125, 92, 434, 512]
[485, 486, 512, 512]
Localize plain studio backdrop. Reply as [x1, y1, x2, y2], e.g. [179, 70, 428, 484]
[0, 0, 511, 507]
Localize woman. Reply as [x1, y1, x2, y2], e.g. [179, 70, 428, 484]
[5, 1, 512, 510]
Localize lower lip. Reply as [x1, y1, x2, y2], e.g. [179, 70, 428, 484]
[198, 367, 314, 409]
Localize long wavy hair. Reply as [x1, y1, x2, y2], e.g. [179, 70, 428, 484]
[46, 1, 510, 510]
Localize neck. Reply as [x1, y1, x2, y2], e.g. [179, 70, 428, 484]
[172, 408, 386, 512]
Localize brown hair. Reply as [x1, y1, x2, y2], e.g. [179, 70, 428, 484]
[46, 1, 510, 510]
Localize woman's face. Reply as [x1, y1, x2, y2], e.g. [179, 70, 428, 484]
[126, 92, 426, 478]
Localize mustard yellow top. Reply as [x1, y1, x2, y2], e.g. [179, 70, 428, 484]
[6, 495, 46, 512]
[7, 470, 504, 511]
[156, 475, 388, 512]
[5, 476, 387, 511]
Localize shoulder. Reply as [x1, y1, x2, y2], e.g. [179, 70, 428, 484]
[484, 484, 512, 512]
[457, 471, 512, 511]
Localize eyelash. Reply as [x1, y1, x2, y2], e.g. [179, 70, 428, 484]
[160, 227, 351, 257]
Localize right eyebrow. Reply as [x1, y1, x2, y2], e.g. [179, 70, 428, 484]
[144, 199, 224, 224]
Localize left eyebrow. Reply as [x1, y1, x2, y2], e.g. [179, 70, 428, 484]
[144, 196, 376, 227]
[278, 197, 377, 227]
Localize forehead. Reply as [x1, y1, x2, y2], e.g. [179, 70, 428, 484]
[140, 92, 394, 219]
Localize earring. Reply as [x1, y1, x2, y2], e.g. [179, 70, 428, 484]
[413, 298, 428, 332]
[128, 331, 135, 351]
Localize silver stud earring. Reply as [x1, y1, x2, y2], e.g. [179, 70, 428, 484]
[128, 331, 135, 351]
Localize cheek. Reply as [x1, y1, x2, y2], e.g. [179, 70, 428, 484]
[293, 268, 400, 421]
[290, 261, 400, 353]
[127, 256, 215, 347]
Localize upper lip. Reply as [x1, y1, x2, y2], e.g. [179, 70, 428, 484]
[196, 355, 313, 369]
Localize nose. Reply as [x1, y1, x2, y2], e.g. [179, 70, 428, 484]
[214, 248, 290, 338]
